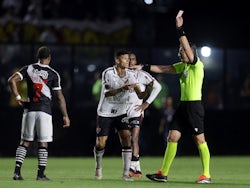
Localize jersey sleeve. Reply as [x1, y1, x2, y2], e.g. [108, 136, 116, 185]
[173, 62, 185, 74]
[138, 70, 154, 85]
[145, 78, 162, 104]
[18, 65, 29, 80]
[52, 71, 62, 90]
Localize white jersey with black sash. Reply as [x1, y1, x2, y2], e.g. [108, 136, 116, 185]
[17, 62, 61, 115]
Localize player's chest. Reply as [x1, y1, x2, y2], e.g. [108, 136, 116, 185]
[110, 75, 134, 88]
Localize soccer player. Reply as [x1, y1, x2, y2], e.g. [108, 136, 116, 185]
[93, 50, 141, 181]
[8, 46, 70, 181]
[131, 11, 211, 183]
[127, 52, 162, 178]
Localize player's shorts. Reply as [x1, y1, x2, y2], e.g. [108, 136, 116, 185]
[128, 116, 143, 129]
[170, 101, 204, 135]
[21, 110, 53, 142]
[96, 114, 130, 136]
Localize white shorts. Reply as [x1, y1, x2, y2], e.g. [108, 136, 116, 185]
[127, 103, 144, 118]
[21, 110, 53, 142]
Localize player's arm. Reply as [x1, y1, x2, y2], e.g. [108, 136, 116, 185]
[145, 78, 162, 105]
[134, 83, 151, 100]
[150, 65, 176, 74]
[104, 84, 125, 97]
[130, 64, 176, 74]
[8, 72, 25, 106]
[135, 79, 162, 112]
[8, 72, 21, 98]
[105, 84, 136, 97]
[54, 89, 70, 128]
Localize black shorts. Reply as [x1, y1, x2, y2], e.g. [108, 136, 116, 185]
[170, 101, 205, 135]
[96, 114, 130, 136]
[128, 116, 143, 129]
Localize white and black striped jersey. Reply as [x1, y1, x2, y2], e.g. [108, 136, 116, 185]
[17, 62, 62, 115]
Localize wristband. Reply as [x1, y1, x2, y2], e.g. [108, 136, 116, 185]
[15, 95, 21, 100]
[142, 64, 151, 72]
[176, 26, 185, 38]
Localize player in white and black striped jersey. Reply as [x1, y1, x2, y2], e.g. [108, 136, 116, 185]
[8, 46, 70, 181]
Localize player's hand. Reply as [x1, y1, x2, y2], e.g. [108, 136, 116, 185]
[127, 83, 137, 90]
[17, 98, 29, 108]
[135, 102, 149, 112]
[105, 84, 111, 89]
[123, 83, 137, 90]
[63, 116, 70, 128]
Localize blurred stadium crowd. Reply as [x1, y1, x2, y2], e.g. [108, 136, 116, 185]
[0, 0, 250, 156]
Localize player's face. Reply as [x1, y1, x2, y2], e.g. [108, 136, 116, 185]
[129, 54, 137, 66]
[117, 54, 130, 69]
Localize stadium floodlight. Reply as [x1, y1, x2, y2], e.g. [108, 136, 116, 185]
[144, 0, 153, 5]
[200, 46, 211, 57]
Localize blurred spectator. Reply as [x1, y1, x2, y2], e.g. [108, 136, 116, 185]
[91, 72, 102, 103]
[1, 0, 23, 18]
[152, 75, 169, 109]
[42, 0, 62, 20]
[240, 73, 250, 97]
[239, 73, 250, 108]
[10, 23, 21, 42]
[61, 69, 72, 102]
[23, 3, 41, 24]
[205, 82, 223, 110]
[159, 96, 175, 139]
[1, 5, 18, 21]
[159, 96, 175, 152]
[39, 25, 58, 43]
[3, 22, 21, 42]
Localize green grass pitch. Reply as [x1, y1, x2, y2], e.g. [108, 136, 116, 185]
[0, 156, 250, 188]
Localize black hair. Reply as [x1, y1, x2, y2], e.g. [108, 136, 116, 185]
[114, 49, 129, 59]
[37, 46, 51, 59]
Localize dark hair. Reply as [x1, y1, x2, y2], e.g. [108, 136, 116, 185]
[114, 49, 129, 59]
[37, 46, 51, 59]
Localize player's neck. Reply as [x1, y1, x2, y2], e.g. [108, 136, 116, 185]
[116, 67, 126, 77]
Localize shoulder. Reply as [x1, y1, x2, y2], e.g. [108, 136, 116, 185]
[103, 66, 114, 75]
[140, 70, 154, 77]
[19, 64, 29, 72]
[102, 67, 115, 79]
[196, 57, 203, 64]
[37, 62, 60, 76]
[103, 66, 114, 72]
[194, 57, 204, 68]
[126, 68, 137, 75]
[48, 66, 60, 75]
[173, 61, 185, 68]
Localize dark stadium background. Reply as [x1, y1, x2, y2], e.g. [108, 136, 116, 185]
[0, 0, 249, 157]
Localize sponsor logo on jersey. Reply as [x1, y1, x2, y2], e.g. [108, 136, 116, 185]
[33, 69, 48, 79]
